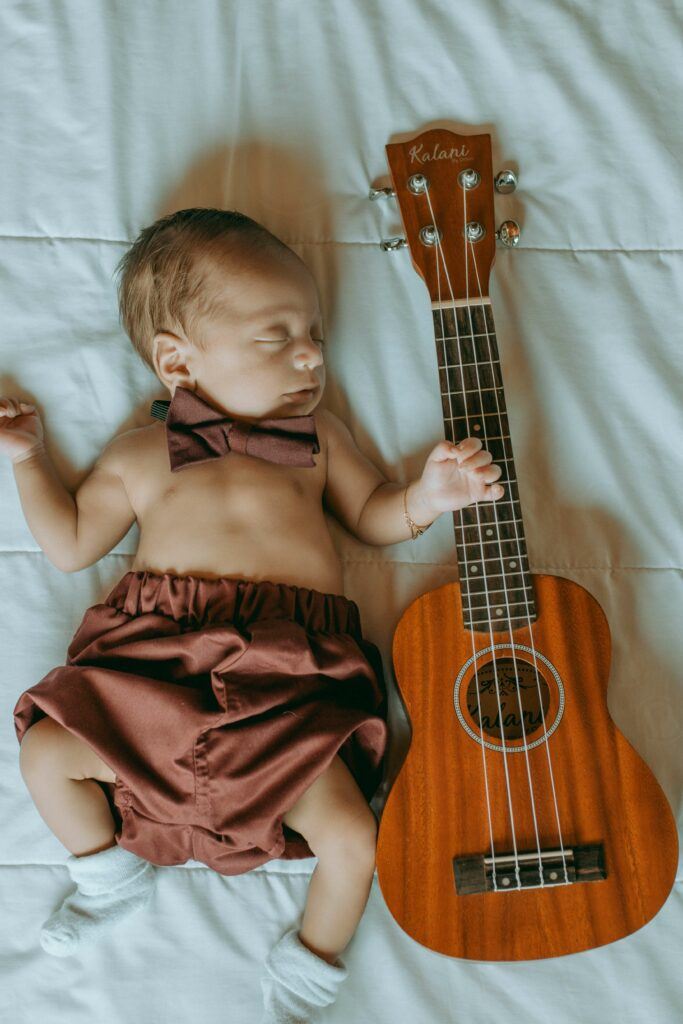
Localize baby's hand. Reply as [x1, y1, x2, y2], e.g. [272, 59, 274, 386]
[413, 437, 504, 516]
[0, 397, 45, 464]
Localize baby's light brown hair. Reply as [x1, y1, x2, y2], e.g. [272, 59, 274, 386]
[113, 208, 299, 376]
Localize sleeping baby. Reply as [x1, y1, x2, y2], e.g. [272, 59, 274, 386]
[3, 207, 504, 1023]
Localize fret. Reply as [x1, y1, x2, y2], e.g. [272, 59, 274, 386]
[456, 544, 532, 561]
[462, 584, 534, 598]
[456, 538, 527, 558]
[459, 569, 529, 581]
[440, 358, 502, 370]
[458, 497, 524, 512]
[437, 332, 499, 341]
[456, 544, 529, 563]
[458, 553, 529, 568]
[464, 600, 536, 615]
[466, 611, 537, 625]
[457, 545, 524, 562]
[457, 524, 525, 536]
[461, 582, 533, 600]
[459, 517, 524, 530]
[447, 410, 509, 425]
[442, 385, 505, 396]
[456, 573, 532, 598]
[457, 516, 524, 527]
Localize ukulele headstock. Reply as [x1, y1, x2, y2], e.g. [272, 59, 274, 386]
[373, 128, 519, 303]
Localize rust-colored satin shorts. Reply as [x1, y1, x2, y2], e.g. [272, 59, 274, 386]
[13, 570, 389, 876]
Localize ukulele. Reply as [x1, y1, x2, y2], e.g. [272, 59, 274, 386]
[372, 127, 678, 961]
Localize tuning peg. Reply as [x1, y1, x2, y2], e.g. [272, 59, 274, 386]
[495, 220, 521, 247]
[368, 186, 396, 200]
[494, 170, 518, 193]
[380, 236, 408, 251]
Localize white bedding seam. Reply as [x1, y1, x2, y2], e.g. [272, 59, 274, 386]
[0, 549, 681, 571]
[0, 233, 682, 254]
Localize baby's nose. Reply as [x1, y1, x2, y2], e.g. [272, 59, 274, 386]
[297, 339, 324, 366]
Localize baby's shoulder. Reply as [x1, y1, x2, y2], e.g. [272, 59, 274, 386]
[312, 407, 343, 446]
[99, 423, 163, 480]
[313, 407, 354, 452]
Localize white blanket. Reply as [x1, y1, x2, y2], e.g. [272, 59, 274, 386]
[1, 1, 681, 1021]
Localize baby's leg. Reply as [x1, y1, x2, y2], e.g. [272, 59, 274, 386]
[260, 757, 376, 1021]
[281, 753, 378, 963]
[19, 716, 156, 957]
[19, 715, 118, 855]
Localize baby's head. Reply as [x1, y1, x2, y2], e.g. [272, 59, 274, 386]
[114, 208, 325, 422]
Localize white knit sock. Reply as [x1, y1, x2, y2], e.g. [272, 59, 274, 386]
[40, 842, 157, 957]
[259, 928, 349, 1024]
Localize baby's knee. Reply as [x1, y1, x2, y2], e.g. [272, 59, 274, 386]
[314, 806, 378, 869]
[19, 717, 73, 779]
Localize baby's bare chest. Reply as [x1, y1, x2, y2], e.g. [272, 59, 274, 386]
[142, 455, 321, 523]
[119, 426, 343, 594]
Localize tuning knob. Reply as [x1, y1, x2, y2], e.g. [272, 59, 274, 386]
[494, 170, 518, 193]
[380, 236, 408, 251]
[368, 186, 396, 200]
[495, 220, 521, 247]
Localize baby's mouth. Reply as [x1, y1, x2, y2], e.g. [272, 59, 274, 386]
[284, 385, 319, 402]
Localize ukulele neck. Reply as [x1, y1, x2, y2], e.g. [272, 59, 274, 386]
[433, 298, 538, 633]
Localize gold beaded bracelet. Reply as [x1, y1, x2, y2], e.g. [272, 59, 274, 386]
[402, 485, 433, 540]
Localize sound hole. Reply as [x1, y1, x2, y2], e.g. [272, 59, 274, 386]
[466, 658, 550, 741]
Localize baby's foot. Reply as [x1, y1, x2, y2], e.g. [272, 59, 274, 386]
[40, 843, 157, 957]
[260, 928, 349, 1023]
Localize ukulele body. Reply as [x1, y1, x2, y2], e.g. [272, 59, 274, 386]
[375, 572, 679, 961]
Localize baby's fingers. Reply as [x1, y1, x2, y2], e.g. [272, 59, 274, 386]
[469, 466, 505, 501]
[0, 398, 36, 417]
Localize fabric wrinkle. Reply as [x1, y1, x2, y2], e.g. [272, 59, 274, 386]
[13, 569, 388, 876]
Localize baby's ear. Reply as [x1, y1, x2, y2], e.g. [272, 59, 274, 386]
[152, 332, 195, 392]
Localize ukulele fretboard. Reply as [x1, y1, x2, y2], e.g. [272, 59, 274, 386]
[432, 301, 537, 633]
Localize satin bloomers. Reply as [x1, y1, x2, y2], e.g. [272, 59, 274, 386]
[13, 571, 389, 876]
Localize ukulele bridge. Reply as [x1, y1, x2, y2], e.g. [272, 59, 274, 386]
[453, 843, 606, 894]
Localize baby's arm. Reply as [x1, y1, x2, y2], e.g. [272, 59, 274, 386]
[2, 400, 136, 572]
[64, 437, 136, 571]
[321, 409, 504, 546]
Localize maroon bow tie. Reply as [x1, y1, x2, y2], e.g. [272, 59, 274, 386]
[150, 386, 320, 472]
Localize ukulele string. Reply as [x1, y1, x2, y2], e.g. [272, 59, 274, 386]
[460, 183, 569, 887]
[429, 202, 509, 890]
[456, 187, 543, 888]
[425, 180, 568, 888]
